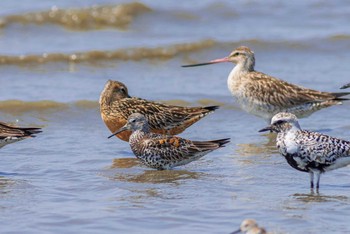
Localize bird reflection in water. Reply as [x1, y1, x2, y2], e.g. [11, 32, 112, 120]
[109, 158, 204, 184]
[291, 192, 348, 203]
[110, 157, 141, 169]
[0, 176, 16, 195]
[236, 133, 278, 158]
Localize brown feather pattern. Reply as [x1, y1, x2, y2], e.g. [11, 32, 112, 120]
[116, 113, 230, 170]
[100, 80, 219, 141]
[0, 121, 42, 148]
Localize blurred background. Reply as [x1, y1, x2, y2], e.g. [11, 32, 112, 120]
[1, 1, 350, 233]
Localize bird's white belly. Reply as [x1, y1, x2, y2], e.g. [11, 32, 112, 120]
[0, 137, 23, 148]
[325, 157, 350, 171]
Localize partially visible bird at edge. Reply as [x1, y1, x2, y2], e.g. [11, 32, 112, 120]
[231, 219, 267, 234]
[100, 80, 219, 142]
[0, 121, 42, 148]
[340, 82, 350, 89]
[108, 113, 230, 170]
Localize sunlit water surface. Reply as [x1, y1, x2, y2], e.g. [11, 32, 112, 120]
[1, 1, 350, 233]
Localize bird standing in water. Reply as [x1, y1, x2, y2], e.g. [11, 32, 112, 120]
[108, 113, 230, 170]
[259, 112, 350, 189]
[100, 80, 219, 141]
[183, 46, 349, 122]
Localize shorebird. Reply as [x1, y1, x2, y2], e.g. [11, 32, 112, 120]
[231, 219, 267, 234]
[259, 112, 350, 189]
[108, 113, 230, 170]
[0, 121, 42, 148]
[100, 80, 219, 142]
[340, 83, 350, 89]
[183, 46, 350, 122]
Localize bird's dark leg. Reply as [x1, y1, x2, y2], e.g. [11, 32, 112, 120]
[309, 171, 314, 189]
[315, 171, 321, 190]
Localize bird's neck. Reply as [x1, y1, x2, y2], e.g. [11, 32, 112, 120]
[99, 92, 115, 109]
[129, 128, 150, 156]
[228, 59, 255, 82]
[280, 126, 301, 138]
[227, 62, 252, 95]
[130, 125, 150, 140]
[129, 130, 145, 147]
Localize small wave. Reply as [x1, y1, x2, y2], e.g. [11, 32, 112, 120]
[0, 40, 216, 65]
[0, 100, 69, 114]
[0, 2, 151, 30]
[328, 34, 350, 41]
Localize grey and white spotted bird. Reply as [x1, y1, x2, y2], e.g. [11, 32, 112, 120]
[108, 113, 230, 170]
[183, 46, 349, 122]
[259, 112, 350, 189]
[231, 219, 267, 234]
[0, 121, 42, 148]
[100, 80, 219, 142]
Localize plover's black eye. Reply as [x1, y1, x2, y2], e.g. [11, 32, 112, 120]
[233, 52, 239, 56]
[130, 118, 136, 123]
[275, 120, 285, 125]
[120, 87, 126, 93]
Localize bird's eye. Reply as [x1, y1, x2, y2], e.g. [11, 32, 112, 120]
[120, 87, 126, 93]
[233, 52, 239, 56]
[130, 119, 136, 123]
[275, 120, 285, 125]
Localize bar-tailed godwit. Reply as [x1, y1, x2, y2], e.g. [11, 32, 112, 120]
[100, 80, 219, 142]
[183, 46, 349, 122]
[259, 112, 350, 189]
[0, 121, 42, 148]
[231, 219, 267, 234]
[108, 113, 230, 170]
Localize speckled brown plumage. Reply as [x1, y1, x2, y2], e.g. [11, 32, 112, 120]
[0, 121, 42, 148]
[100, 80, 219, 141]
[259, 112, 350, 189]
[109, 113, 230, 170]
[183, 46, 350, 121]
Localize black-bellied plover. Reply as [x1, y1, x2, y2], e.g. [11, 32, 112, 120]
[108, 113, 230, 170]
[259, 112, 350, 189]
[231, 219, 267, 234]
[0, 121, 42, 148]
[100, 80, 219, 141]
[183, 46, 349, 122]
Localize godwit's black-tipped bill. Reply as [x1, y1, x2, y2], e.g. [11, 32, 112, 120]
[182, 57, 230, 67]
[182, 62, 217, 67]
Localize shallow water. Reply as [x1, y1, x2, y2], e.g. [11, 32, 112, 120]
[1, 1, 350, 233]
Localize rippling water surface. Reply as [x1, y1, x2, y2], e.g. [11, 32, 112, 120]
[1, 1, 350, 233]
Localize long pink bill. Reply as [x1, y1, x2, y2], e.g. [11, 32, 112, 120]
[182, 57, 230, 67]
